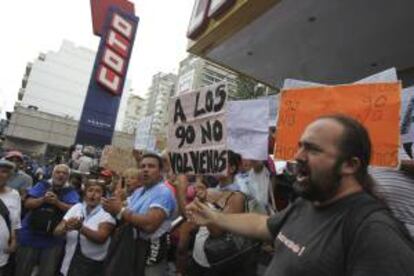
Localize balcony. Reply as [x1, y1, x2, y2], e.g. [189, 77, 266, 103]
[21, 76, 29, 89]
[18, 88, 25, 101]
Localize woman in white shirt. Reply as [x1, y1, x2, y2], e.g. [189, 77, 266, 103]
[54, 179, 115, 276]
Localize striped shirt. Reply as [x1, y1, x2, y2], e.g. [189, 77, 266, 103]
[369, 149, 414, 237]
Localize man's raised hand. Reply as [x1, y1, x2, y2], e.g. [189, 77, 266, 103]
[186, 198, 218, 226]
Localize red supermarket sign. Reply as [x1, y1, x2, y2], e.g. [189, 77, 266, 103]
[90, 0, 135, 36]
[187, 0, 236, 39]
[96, 11, 137, 95]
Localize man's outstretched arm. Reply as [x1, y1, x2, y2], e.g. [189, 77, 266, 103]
[187, 199, 272, 241]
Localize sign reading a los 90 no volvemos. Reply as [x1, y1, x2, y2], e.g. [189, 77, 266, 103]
[167, 82, 228, 175]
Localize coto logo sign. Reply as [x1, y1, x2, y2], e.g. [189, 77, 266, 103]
[97, 13, 134, 95]
[187, 0, 236, 39]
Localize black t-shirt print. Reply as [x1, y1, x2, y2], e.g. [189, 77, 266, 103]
[264, 193, 414, 276]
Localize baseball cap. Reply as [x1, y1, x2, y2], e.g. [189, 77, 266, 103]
[5, 150, 24, 160]
[0, 159, 16, 170]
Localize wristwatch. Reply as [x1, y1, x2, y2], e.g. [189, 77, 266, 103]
[116, 207, 126, 220]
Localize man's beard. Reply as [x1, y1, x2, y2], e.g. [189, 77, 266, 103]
[293, 159, 343, 203]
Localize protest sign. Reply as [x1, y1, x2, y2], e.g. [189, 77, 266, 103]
[355, 68, 397, 84]
[274, 82, 401, 167]
[100, 145, 137, 174]
[259, 95, 280, 127]
[283, 68, 398, 90]
[227, 100, 269, 160]
[167, 82, 228, 175]
[401, 86, 414, 144]
[282, 69, 414, 144]
[267, 95, 280, 127]
[282, 79, 323, 90]
[134, 116, 156, 151]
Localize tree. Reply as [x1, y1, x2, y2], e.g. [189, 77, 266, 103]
[232, 75, 278, 100]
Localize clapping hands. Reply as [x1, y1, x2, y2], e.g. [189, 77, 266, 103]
[65, 217, 83, 231]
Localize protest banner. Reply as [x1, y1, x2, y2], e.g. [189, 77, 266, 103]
[227, 100, 269, 160]
[100, 145, 137, 174]
[282, 69, 414, 145]
[134, 116, 156, 151]
[167, 82, 228, 175]
[274, 82, 401, 167]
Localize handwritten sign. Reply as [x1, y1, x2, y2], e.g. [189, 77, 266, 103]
[167, 82, 228, 175]
[227, 100, 269, 160]
[134, 116, 156, 151]
[100, 145, 137, 174]
[274, 83, 401, 167]
[282, 68, 414, 145]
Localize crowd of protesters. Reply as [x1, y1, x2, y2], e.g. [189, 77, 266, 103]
[0, 114, 414, 275]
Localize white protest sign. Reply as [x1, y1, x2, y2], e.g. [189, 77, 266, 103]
[260, 95, 280, 127]
[167, 82, 228, 175]
[282, 68, 397, 89]
[134, 116, 156, 150]
[355, 68, 397, 84]
[227, 100, 269, 160]
[401, 86, 414, 143]
[282, 79, 323, 89]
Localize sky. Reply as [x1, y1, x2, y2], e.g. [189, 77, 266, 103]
[0, 0, 194, 117]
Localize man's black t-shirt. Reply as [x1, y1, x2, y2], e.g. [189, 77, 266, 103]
[264, 192, 414, 276]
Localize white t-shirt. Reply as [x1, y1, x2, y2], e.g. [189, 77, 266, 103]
[77, 156, 96, 173]
[248, 167, 270, 207]
[192, 226, 211, 267]
[60, 203, 116, 276]
[0, 188, 21, 267]
[192, 203, 217, 268]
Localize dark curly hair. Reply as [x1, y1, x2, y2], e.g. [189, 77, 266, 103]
[318, 114, 379, 198]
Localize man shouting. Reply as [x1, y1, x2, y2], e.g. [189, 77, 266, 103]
[187, 115, 414, 276]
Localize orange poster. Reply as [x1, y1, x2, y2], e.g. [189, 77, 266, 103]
[274, 82, 401, 167]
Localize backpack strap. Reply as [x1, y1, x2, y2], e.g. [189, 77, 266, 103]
[225, 191, 255, 214]
[212, 191, 235, 211]
[58, 186, 74, 198]
[342, 194, 414, 272]
[0, 198, 12, 238]
[342, 196, 384, 252]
